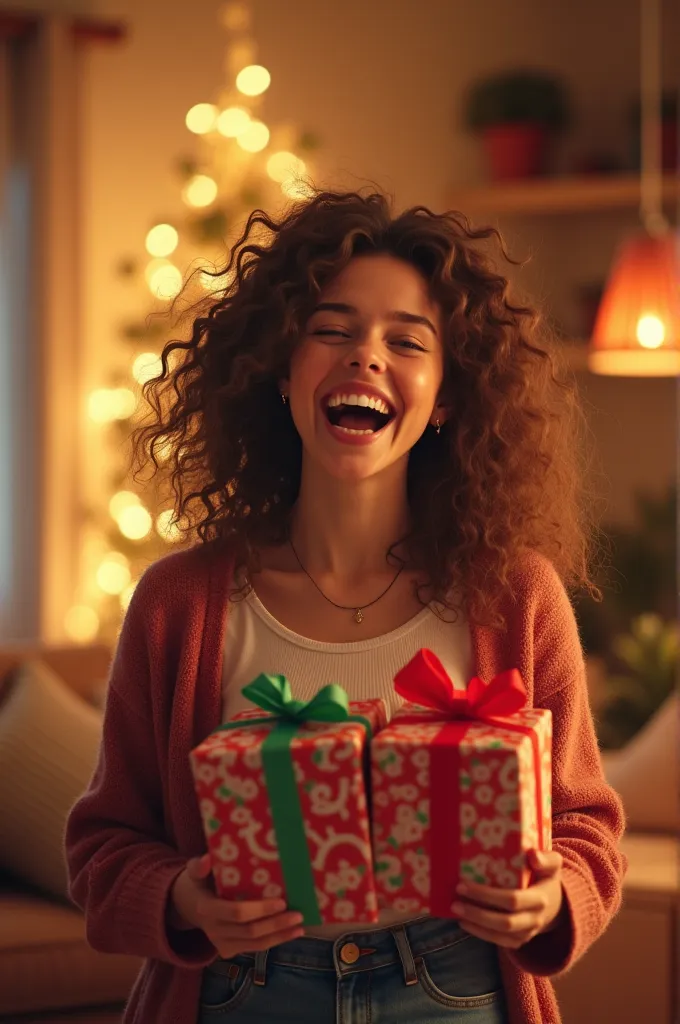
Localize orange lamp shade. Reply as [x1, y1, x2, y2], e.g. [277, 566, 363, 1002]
[589, 231, 680, 376]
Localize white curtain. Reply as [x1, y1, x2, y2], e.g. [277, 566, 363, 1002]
[0, 14, 82, 640]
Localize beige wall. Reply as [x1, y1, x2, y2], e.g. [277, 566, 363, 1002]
[78, 0, 677, 526]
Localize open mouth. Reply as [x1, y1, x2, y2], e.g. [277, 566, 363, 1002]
[323, 395, 395, 435]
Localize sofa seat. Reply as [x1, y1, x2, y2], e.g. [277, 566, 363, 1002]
[0, 887, 140, 1018]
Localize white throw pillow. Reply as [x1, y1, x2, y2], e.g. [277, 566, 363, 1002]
[0, 659, 102, 899]
[603, 693, 679, 834]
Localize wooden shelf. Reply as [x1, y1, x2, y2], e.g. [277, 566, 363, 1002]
[447, 173, 680, 216]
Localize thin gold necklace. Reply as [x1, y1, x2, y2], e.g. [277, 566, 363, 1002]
[288, 538, 404, 624]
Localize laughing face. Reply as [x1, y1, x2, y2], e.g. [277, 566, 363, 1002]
[284, 253, 446, 484]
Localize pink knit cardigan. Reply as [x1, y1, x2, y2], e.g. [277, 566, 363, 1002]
[65, 543, 626, 1024]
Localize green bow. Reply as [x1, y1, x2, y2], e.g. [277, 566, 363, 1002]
[239, 673, 353, 723]
[213, 674, 371, 925]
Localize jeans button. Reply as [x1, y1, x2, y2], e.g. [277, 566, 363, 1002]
[339, 942, 360, 965]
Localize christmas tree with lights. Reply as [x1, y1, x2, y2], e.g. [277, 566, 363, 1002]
[70, 0, 319, 644]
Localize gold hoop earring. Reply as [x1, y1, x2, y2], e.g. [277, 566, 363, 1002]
[435, 418, 441, 435]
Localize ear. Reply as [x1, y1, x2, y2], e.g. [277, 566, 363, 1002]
[430, 402, 449, 428]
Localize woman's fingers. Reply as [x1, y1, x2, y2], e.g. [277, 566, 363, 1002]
[528, 849, 563, 876]
[457, 917, 537, 950]
[218, 910, 305, 941]
[453, 901, 543, 936]
[185, 853, 212, 881]
[216, 923, 305, 958]
[455, 881, 547, 914]
[204, 896, 289, 924]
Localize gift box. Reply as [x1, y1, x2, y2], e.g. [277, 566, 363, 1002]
[190, 674, 387, 926]
[371, 649, 552, 918]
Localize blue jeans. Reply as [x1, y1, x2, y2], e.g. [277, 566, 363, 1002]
[198, 917, 509, 1023]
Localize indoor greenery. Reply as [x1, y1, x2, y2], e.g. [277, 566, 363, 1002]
[463, 70, 569, 131]
[573, 485, 677, 749]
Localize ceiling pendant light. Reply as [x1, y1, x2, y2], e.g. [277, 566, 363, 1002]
[588, 0, 679, 376]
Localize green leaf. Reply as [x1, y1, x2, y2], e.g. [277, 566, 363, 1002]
[388, 875, 404, 888]
[337, 889, 345, 898]
[121, 320, 166, 341]
[375, 861, 390, 872]
[298, 130, 321, 152]
[217, 785, 232, 800]
[357, 864, 366, 875]
[303, 780, 316, 792]
[312, 749, 324, 764]
[415, 811, 428, 824]
[387, 836, 399, 849]
[177, 156, 198, 180]
[116, 258, 138, 279]
[240, 187, 261, 207]
[465, 827, 475, 838]
[188, 209, 228, 244]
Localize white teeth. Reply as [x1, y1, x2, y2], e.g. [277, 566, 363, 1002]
[336, 426, 373, 435]
[326, 392, 391, 415]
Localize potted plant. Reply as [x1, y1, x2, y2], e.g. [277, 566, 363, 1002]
[596, 614, 677, 750]
[463, 70, 569, 181]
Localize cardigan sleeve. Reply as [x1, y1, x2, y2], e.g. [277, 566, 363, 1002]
[508, 560, 627, 977]
[64, 569, 216, 968]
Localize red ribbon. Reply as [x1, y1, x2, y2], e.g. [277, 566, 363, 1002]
[394, 649, 546, 918]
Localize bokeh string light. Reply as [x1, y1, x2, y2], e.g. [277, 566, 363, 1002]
[73, 0, 319, 642]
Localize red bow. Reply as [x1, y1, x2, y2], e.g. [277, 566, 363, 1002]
[394, 649, 527, 721]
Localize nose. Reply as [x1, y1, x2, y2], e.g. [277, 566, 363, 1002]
[342, 330, 386, 374]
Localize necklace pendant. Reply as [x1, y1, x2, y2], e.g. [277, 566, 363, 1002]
[353, 608, 364, 624]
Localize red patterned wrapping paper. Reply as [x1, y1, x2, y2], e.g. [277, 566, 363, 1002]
[371, 702, 552, 917]
[191, 699, 386, 925]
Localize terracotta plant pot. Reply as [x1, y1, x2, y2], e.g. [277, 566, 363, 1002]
[481, 123, 551, 181]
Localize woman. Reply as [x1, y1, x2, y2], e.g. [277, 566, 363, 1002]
[65, 189, 626, 1024]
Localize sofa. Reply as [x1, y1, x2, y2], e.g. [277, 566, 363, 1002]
[0, 643, 677, 1023]
[0, 644, 141, 1022]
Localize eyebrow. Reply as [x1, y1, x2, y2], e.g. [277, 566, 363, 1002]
[312, 302, 438, 337]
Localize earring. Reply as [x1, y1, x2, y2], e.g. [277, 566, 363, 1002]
[281, 393, 288, 405]
[435, 417, 441, 435]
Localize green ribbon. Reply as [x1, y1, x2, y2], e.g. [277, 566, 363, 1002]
[215, 674, 372, 925]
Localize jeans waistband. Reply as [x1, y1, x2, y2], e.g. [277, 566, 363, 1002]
[223, 917, 472, 985]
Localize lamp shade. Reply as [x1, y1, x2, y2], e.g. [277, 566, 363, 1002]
[588, 231, 680, 376]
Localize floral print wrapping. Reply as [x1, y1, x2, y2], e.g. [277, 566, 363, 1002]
[190, 699, 386, 924]
[371, 704, 552, 915]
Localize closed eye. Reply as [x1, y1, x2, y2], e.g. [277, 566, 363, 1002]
[313, 329, 351, 339]
[393, 339, 427, 352]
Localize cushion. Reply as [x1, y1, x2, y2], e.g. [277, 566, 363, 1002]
[603, 693, 679, 834]
[0, 659, 102, 899]
[0, 890, 139, 1015]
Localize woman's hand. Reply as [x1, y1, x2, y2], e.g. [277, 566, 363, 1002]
[450, 849, 566, 950]
[168, 853, 305, 958]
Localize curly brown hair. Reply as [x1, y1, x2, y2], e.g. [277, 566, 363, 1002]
[133, 188, 601, 627]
